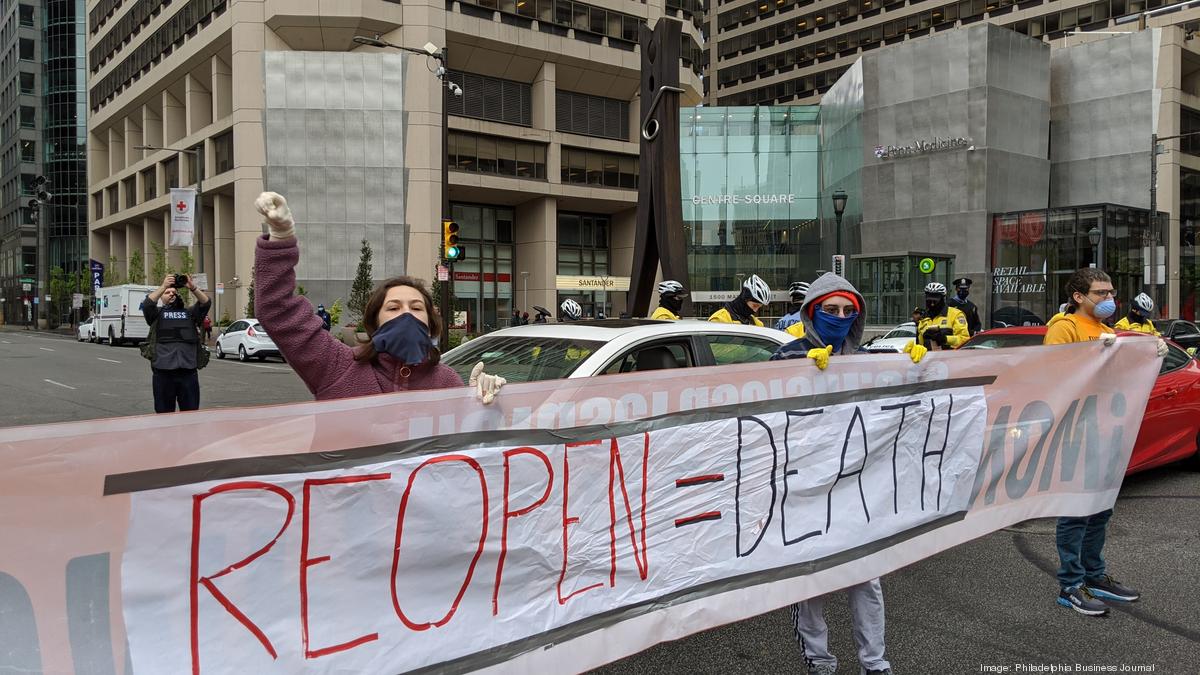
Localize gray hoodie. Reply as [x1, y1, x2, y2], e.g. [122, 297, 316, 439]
[788, 272, 867, 355]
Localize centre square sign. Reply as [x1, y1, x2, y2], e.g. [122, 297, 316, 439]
[874, 137, 974, 160]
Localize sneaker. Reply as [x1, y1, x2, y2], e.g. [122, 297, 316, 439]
[807, 664, 836, 675]
[1086, 574, 1141, 602]
[863, 669, 893, 675]
[1057, 585, 1109, 616]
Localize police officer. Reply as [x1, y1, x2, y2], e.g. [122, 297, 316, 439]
[948, 277, 982, 335]
[651, 280, 688, 321]
[918, 282, 970, 350]
[1114, 292, 1161, 335]
[143, 273, 211, 413]
[709, 274, 771, 326]
[316, 303, 332, 331]
[775, 281, 809, 339]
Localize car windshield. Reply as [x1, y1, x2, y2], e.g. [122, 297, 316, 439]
[1153, 320, 1171, 332]
[961, 333, 1045, 349]
[883, 326, 916, 339]
[442, 335, 605, 383]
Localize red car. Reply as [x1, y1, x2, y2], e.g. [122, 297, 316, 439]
[961, 326, 1200, 474]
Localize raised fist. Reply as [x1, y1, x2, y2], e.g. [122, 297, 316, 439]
[255, 192, 295, 239]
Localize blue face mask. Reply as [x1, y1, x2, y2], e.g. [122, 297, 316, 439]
[371, 312, 433, 365]
[1093, 298, 1117, 320]
[812, 309, 859, 352]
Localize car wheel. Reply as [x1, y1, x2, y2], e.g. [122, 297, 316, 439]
[89, 332, 96, 344]
[216, 342, 225, 359]
[238, 345, 248, 362]
[108, 327, 118, 346]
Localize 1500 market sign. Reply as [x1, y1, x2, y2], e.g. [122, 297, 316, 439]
[874, 137, 973, 160]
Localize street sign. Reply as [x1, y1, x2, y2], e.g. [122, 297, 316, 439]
[192, 273, 208, 291]
[919, 258, 936, 274]
[831, 254, 846, 277]
[44, 295, 51, 302]
[21, 283, 31, 291]
[19, 277, 33, 284]
[32, 297, 39, 304]
[216, 282, 225, 295]
[437, 265, 449, 282]
[72, 293, 83, 309]
[90, 259, 104, 291]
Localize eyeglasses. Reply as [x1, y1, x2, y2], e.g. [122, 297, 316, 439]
[1088, 289, 1117, 298]
[820, 305, 858, 317]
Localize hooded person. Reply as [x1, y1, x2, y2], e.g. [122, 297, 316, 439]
[767, 272, 921, 675]
[917, 282, 970, 350]
[1114, 292, 1161, 335]
[774, 281, 810, 339]
[252, 192, 505, 404]
[315, 303, 332, 331]
[709, 274, 770, 326]
[651, 280, 688, 321]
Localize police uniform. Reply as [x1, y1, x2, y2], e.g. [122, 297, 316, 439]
[917, 305, 970, 349]
[947, 277, 982, 335]
[651, 306, 680, 321]
[1113, 316, 1160, 335]
[708, 307, 764, 327]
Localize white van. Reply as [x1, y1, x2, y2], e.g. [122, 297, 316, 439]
[96, 284, 156, 346]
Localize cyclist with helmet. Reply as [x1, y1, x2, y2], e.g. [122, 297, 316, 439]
[774, 281, 810, 338]
[917, 282, 970, 350]
[948, 277, 982, 335]
[1114, 292, 1161, 335]
[709, 274, 771, 326]
[560, 298, 582, 322]
[651, 280, 688, 321]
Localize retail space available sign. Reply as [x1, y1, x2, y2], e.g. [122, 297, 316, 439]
[0, 339, 1162, 674]
[556, 275, 631, 291]
[691, 193, 798, 205]
[992, 263, 1048, 294]
[875, 137, 973, 160]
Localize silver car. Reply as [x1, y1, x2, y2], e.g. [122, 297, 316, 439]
[215, 319, 281, 362]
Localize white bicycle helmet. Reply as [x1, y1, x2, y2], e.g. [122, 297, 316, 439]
[788, 281, 810, 301]
[1133, 292, 1154, 314]
[742, 274, 771, 305]
[657, 280, 687, 296]
[560, 298, 582, 320]
[924, 282, 947, 295]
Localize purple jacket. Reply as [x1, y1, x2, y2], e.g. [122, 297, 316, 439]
[254, 235, 464, 400]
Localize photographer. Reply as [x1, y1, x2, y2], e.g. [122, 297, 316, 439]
[142, 273, 211, 413]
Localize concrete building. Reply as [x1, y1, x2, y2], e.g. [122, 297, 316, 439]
[86, 0, 702, 330]
[0, 0, 88, 327]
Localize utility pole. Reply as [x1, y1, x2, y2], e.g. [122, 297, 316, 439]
[440, 46, 451, 327]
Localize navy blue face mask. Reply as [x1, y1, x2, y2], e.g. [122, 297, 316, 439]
[812, 309, 859, 352]
[371, 312, 433, 365]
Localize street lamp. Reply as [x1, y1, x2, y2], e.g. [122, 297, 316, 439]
[1088, 226, 1101, 269]
[135, 145, 205, 282]
[353, 35, 462, 322]
[832, 189, 848, 271]
[521, 271, 529, 314]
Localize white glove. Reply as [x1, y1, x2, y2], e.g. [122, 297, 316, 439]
[469, 361, 506, 405]
[1099, 333, 1117, 347]
[255, 192, 295, 240]
[1156, 338, 1169, 358]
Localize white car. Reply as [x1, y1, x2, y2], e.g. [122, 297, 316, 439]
[441, 319, 796, 383]
[860, 322, 917, 353]
[77, 317, 96, 342]
[215, 319, 281, 362]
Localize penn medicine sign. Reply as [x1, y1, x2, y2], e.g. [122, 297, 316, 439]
[875, 137, 973, 160]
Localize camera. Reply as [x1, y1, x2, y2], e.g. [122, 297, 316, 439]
[173, 274, 189, 288]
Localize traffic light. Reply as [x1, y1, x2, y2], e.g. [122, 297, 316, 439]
[442, 219, 464, 262]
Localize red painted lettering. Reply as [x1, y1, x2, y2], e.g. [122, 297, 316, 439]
[190, 481, 295, 675]
[607, 434, 650, 586]
[557, 440, 605, 605]
[493, 447, 554, 616]
[391, 455, 489, 631]
[300, 473, 390, 659]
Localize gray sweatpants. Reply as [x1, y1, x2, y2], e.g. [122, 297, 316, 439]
[791, 578, 890, 673]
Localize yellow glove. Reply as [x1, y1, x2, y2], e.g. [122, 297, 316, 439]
[903, 340, 928, 364]
[806, 345, 834, 370]
[1187, 347, 1197, 357]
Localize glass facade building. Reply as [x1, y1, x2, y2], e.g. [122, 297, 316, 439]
[680, 106, 821, 319]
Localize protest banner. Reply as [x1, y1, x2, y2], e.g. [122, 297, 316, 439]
[0, 338, 1161, 674]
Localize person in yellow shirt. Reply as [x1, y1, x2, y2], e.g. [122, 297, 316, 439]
[650, 280, 688, 320]
[774, 281, 809, 339]
[1047, 302, 1071, 327]
[917, 282, 970, 350]
[1113, 292, 1161, 335]
[708, 274, 770, 327]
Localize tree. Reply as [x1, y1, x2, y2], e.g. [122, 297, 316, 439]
[150, 242, 168, 285]
[245, 266, 255, 319]
[178, 248, 195, 303]
[296, 284, 307, 297]
[329, 298, 343, 327]
[127, 249, 146, 284]
[348, 238, 374, 330]
[105, 255, 123, 287]
[49, 267, 70, 328]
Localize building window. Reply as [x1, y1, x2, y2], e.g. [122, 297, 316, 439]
[446, 71, 532, 127]
[19, 39, 35, 61]
[450, 203, 516, 332]
[141, 167, 156, 201]
[448, 131, 546, 179]
[556, 91, 629, 141]
[163, 157, 179, 189]
[19, 4, 34, 26]
[19, 72, 35, 94]
[123, 176, 137, 208]
[1182, 107, 1200, 157]
[107, 186, 118, 214]
[560, 147, 637, 188]
[19, 106, 35, 128]
[20, 140, 35, 163]
[213, 131, 233, 173]
[557, 212, 612, 317]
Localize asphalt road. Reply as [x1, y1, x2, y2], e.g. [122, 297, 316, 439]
[2, 327, 1198, 674]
